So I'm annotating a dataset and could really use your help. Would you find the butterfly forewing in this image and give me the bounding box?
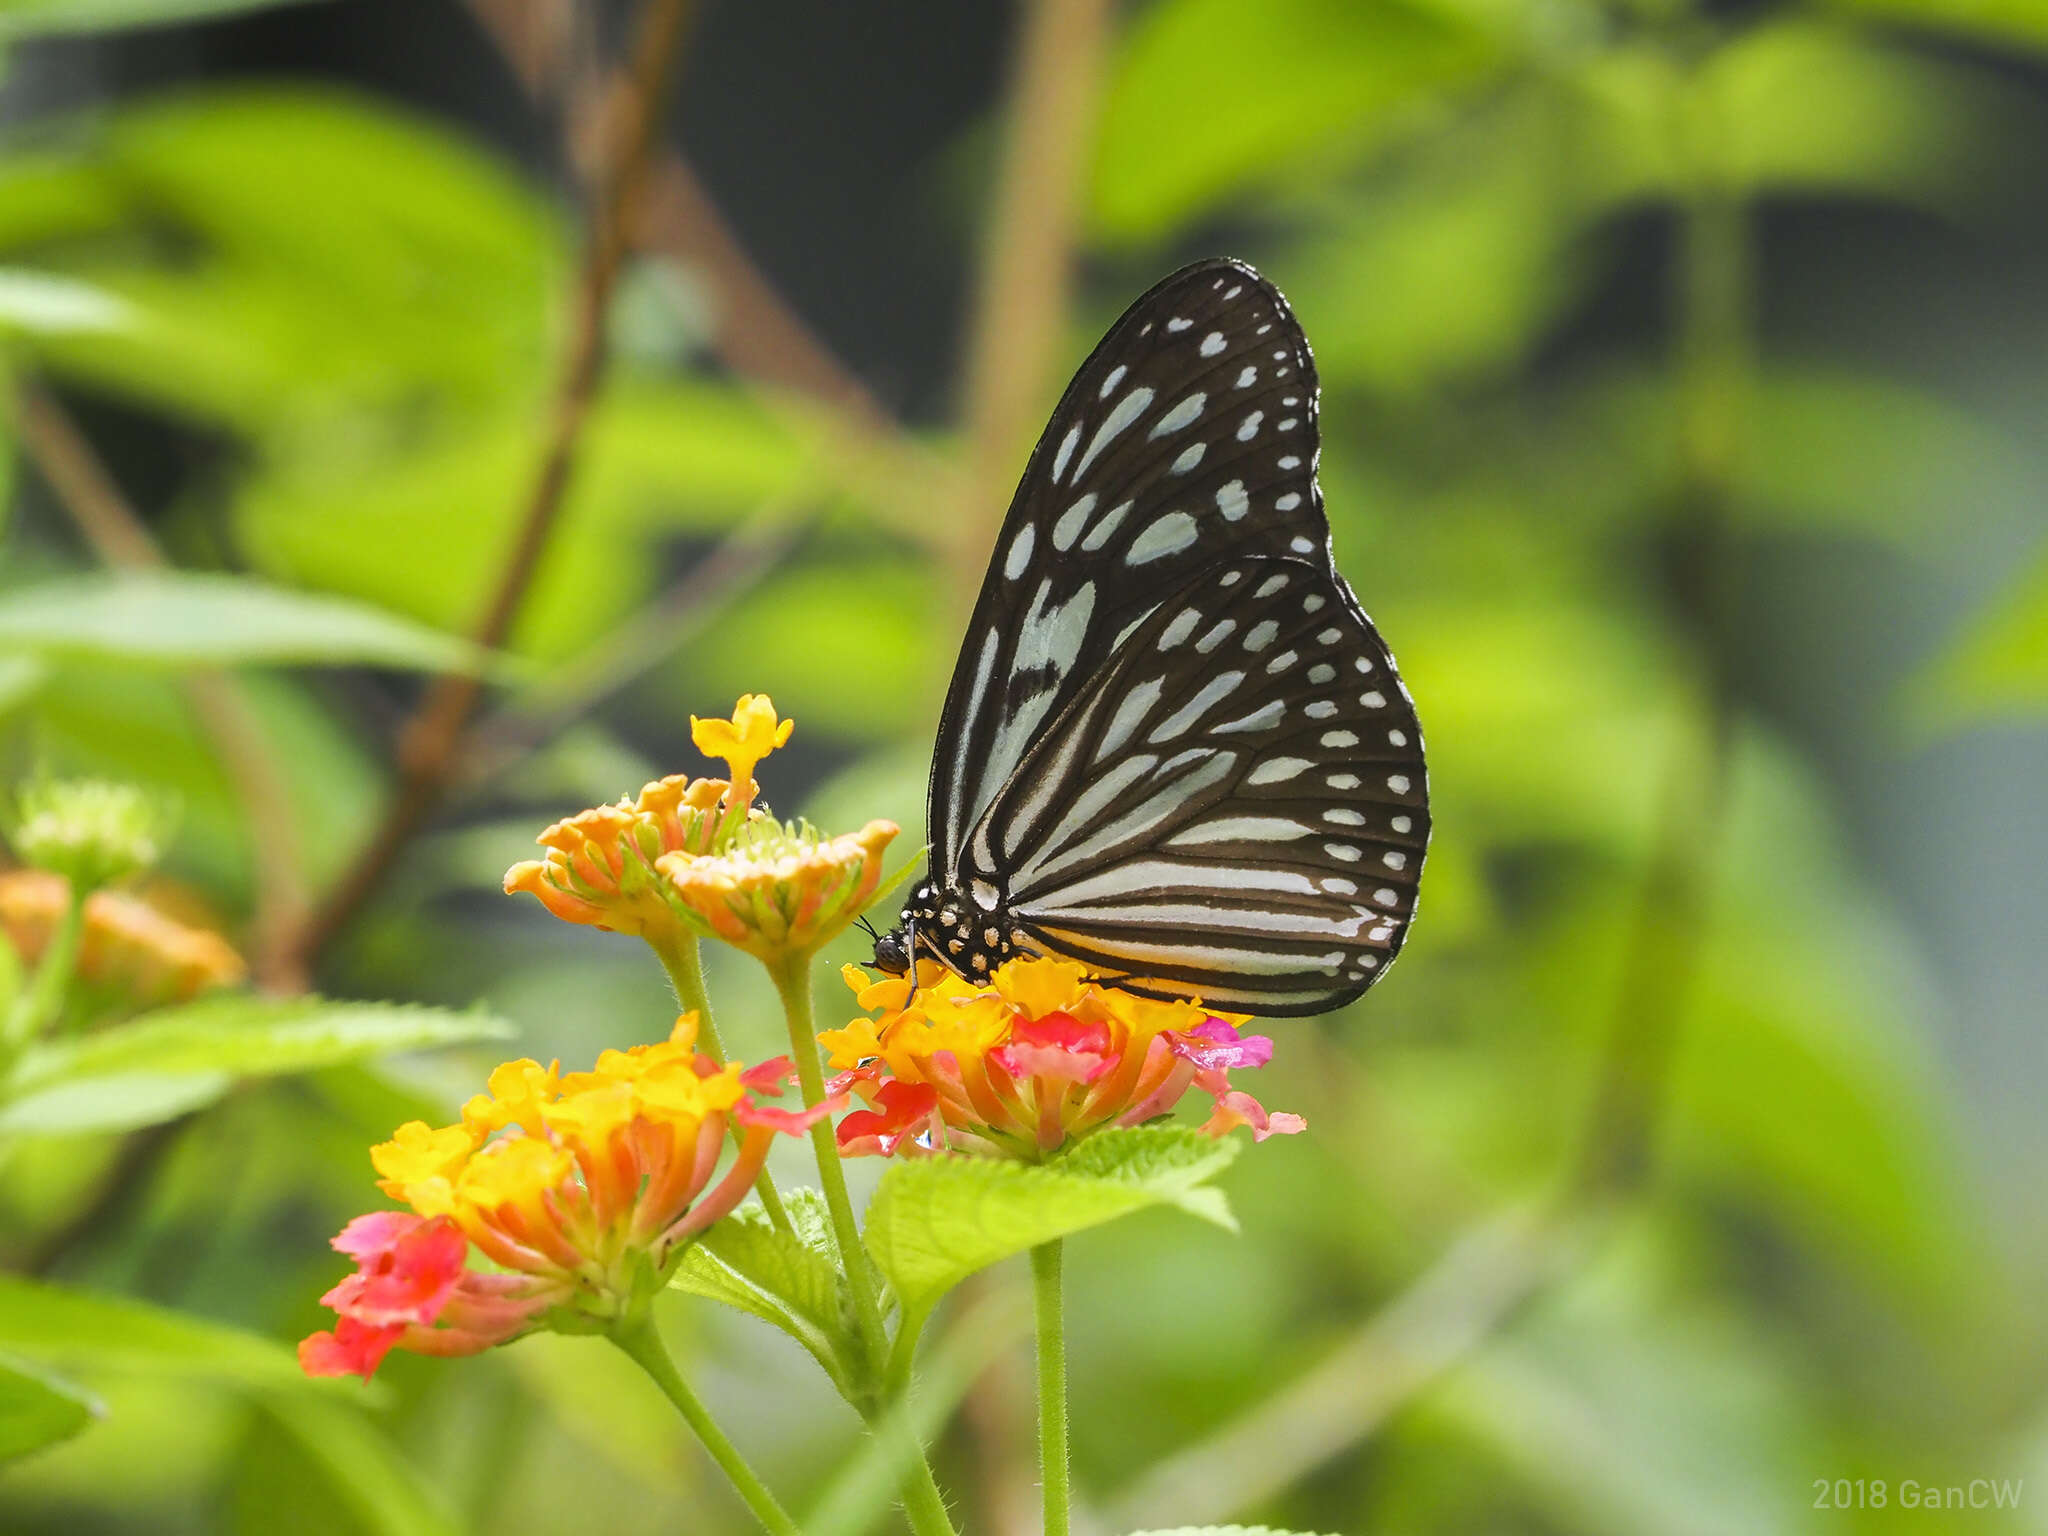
[911,256,1429,1015]
[930,260,1332,873]
[969,555,1427,1015]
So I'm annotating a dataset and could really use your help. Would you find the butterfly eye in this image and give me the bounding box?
[896,259,1428,1016]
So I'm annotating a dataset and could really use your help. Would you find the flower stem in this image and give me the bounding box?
[2,883,86,1055]
[611,1316,803,1536]
[1033,1238,1071,1536]
[769,953,958,1536]
[658,932,794,1235]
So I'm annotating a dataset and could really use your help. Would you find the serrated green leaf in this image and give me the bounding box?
[672,1190,860,1394]
[0,1274,310,1389]
[863,1127,1240,1328]
[11,995,513,1097]
[0,572,501,675]
[0,1070,230,1134]
[0,1352,102,1462]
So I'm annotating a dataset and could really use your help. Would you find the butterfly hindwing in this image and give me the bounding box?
[965,554,1427,1015]
[929,259,1332,874]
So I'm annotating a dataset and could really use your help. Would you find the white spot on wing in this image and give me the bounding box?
[1147,671,1243,742]
[1216,480,1249,521]
[1305,701,1336,719]
[1052,425,1080,483]
[1200,331,1226,356]
[1325,843,1362,862]
[1243,619,1278,650]
[1169,815,1313,846]
[1150,393,1206,437]
[1195,619,1236,653]
[1212,699,1285,733]
[1052,493,1098,551]
[1167,316,1193,332]
[1157,608,1200,650]
[1361,691,1385,708]
[1383,851,1407,870]
[1004,521,1035,580]
[1387,774,1411,793]
[1236,365,1257,388]
[1077,387,1156,479]
[1323,808,1366,826]
[1099,365,1126,399]
[1323,730,1359,748]
[1079,500,1131,553]
[1328,773,1360,789]
[1248,757,1310,785]
[1096,679,1162,759]
[1276,492,1302,511]
[1391,815,1412,833]
[1237,411,1263,441]
[1308,663,1336,684]
[1125,512,1199,564]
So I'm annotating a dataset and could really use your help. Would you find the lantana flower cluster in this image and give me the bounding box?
[0,868,244,1008]
[504,694,897,965]
[300,1013,826,1380]
[824,955,1304,1161]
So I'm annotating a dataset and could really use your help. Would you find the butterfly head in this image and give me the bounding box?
[872,879,1024,983]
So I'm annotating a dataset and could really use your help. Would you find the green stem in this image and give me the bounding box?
[767,953,888,1359]
[769,953,958,1536]
[1032,1239,1071,1536]
[656,931,793,1235]
[2,883,86,1056]
[612,1317,803,1536]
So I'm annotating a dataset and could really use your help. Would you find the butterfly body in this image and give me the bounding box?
[877,258,1428,1017]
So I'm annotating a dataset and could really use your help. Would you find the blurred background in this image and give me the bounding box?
[0,0,2045,1531]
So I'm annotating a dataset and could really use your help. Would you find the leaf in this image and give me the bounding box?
[264,1394,462,1536]
[0,1274,311,1389]
[0,1353,102,1463]
[1905,550,2048,732]
[671,1190,861,1395]
[0,572,498,674]
[1091,0,1500,242]
[0,270,130,335]
[863,1127,1240,1328]
[10,995,513,1099]
[11,87,561,426]
[0,1071,230,1135]
[0,0,319,36]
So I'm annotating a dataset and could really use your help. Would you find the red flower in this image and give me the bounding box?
[836,1080,941,1157]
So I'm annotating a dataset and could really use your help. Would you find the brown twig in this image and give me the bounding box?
[465,0,903,455]
[10,379,311,985]
[279,0,699,976]
[462,508,809,783]
[949,0,1115,615]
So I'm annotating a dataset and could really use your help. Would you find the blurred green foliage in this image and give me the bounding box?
[0,0,2044,1532]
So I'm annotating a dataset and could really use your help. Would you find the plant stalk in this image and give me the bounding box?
[1032,1238,1071,1536]
[657,932,793,1233]
[769,952,957,1536]
[611,1316,803,1536]
[3,883,86,1054]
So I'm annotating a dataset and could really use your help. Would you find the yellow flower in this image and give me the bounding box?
[690,694,793,811]
[0,869,245,1012]
[656,816,898,966]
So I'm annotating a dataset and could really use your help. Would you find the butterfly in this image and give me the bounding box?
[871,258,1428,1016]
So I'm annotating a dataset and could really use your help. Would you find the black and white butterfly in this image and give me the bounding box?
[872,258,1428,1016]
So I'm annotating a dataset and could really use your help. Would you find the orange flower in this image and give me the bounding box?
[826,957,1304,1160]
[503,774,743,946]
[302,1015,831,1379]
[0,869,244,1010]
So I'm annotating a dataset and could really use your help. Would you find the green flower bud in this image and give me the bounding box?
[10,778,175,892]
